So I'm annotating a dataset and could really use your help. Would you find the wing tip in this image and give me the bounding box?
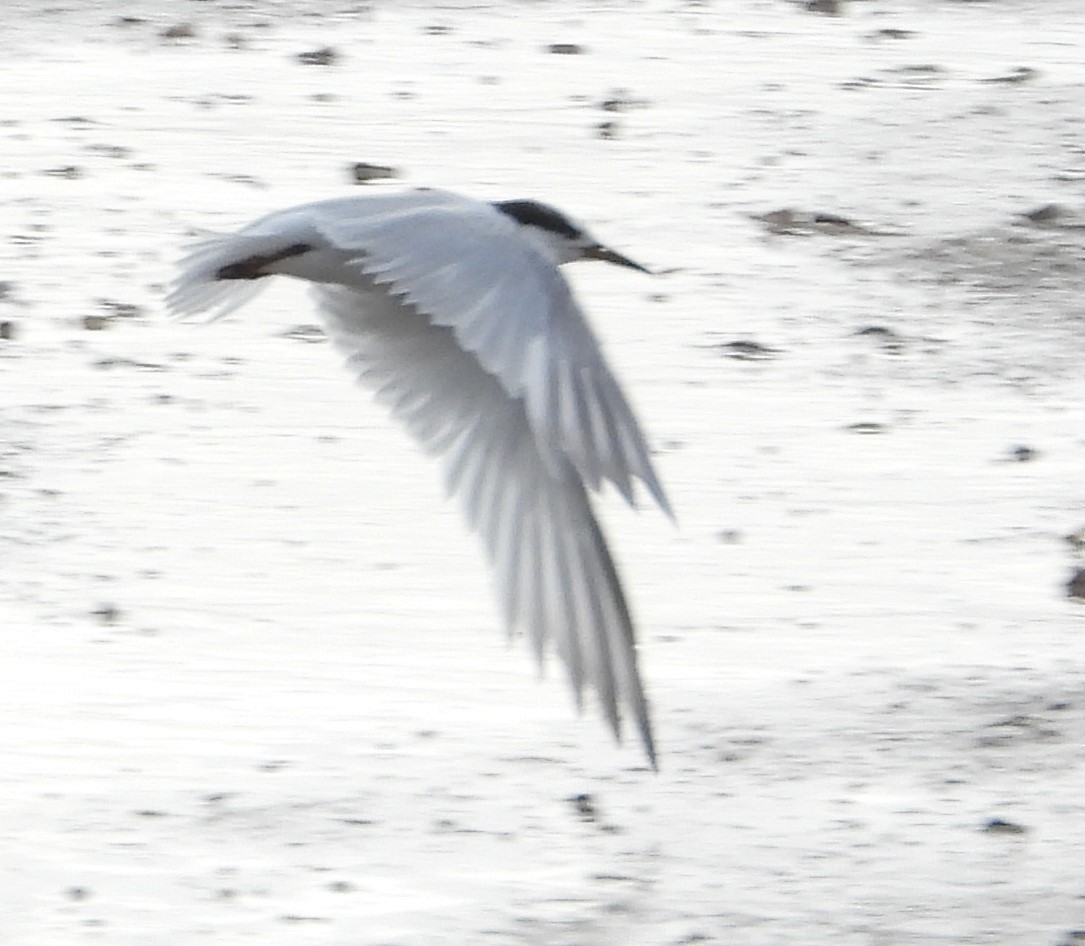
[166,230,290,322]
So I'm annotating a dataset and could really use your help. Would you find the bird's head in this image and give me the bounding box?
[493,199,651,273]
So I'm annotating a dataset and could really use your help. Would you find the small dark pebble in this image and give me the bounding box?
[1019,203,1064,226]
[85,143,131,159]
[91,603,121,624]
[718,340,780,361]
[892,64,943,77]
[806,0,843,14]
[349,162,398,184]
[0,320,16,341]
[422,24,453,35]
[854,325,906,353]
[868,28,915,40]
[82,315,110,331]
[93,357,166,371]
[66,886,91,901]
[844,422,887,435]
[980,66,1039,85]
[570,793,598,822]
[982,817,1027,835]
[297,46,339,66]
[600,89,639,113]
[1009,445,1038,462]
[547,43,585,55]
[753,208,886,236]
[597,121,619,140]
[1066,569,1085,601]
[0,280,14,300]
[43,166,83,179]
[812,211,854,227]
[161,22,197,40]
[854,325,896,338]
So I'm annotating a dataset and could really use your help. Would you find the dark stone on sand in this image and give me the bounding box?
[980,66,1039,85]
[91,603,121,624]
[160,22,197,40]
[1018,203,1065,227]
[981,817,1027,835]
[297,47,339,66]
[1066,569,1085,601]
[867,28,916,41]
[570,793,598,822]
[349,162,398,184]
[1064,527,1085,550]
[718,339,780,361]
[806,0,843,14]
[547,43,585,55]
[43,165,83,179]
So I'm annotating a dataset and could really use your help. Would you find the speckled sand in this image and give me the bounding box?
[3,1,1085,943]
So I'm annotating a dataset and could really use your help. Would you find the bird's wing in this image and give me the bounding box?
[168,190,668,517]
[165,192,468,321]
[166,230,275,321]
[316,283,656,766]
[308,193,672,517]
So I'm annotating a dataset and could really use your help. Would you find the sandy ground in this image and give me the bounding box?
[3,0,1085,943]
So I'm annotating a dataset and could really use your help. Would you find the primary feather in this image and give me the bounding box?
[167,188,669,766]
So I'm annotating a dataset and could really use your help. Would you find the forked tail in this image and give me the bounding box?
[165,231,293,321]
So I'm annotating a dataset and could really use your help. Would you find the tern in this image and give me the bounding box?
[167,188,671,767]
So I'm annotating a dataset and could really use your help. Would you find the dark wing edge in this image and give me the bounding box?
[165,230,290,321]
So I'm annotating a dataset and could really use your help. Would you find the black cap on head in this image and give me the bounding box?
[493,199,582,240]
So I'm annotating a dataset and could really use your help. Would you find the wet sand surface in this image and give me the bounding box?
[3,1,1085,943]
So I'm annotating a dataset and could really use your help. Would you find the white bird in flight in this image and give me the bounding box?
[167,188,671,767]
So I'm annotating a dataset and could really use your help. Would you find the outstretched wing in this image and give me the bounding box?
[317,283,656,765]
[166,189,668,764]
[311,192,671,518]
[169,190,668,517]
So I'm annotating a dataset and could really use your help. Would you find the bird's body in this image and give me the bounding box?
[167,188,669,766]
